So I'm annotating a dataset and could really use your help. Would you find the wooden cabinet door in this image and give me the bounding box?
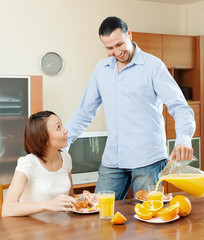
[166,111,176,139]
[166,102,200,139]
[163,105,167,136]
[163,35,196,68]
[132,32,162,60]
[30,76,43,115]
[190,103,200,137]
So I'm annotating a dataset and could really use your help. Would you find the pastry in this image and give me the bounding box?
[135,189,149,201]
[74,200,89,210]
[72,190,99,212]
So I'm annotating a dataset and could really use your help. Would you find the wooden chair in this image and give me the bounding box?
[0,183,10,217]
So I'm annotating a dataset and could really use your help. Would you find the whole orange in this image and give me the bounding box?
[170,195,191,216]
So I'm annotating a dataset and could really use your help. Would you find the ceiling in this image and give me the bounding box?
[138,0,203,4]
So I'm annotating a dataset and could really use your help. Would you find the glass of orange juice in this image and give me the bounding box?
[148,185,164,201]
[98,191,115,219]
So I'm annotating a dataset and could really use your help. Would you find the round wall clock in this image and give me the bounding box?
[41,52,63,75]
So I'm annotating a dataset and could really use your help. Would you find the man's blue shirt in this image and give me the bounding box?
[65,43,195,169]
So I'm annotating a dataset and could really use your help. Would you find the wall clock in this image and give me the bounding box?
[41,52,63,75]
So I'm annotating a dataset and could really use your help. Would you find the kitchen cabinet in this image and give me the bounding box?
[132,33,196,69]
[0,76,43,184]
[131,32,162,60]
[166,102,200,139]
[30,76,43,115]
[196,36,204,170]
[163,35,196,68]
[162,105,167,138]
[173,68,198,101]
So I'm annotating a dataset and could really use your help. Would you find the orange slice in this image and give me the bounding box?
[157,205,179,221]
[142,200,164,217]
[111,211,127,224]
[134,203,153,220]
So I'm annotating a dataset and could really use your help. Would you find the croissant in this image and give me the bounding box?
[73,190,97,211]
[74,200,89,210]
[135,189,149,201]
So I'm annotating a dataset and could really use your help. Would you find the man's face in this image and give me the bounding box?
[100,28,133,64]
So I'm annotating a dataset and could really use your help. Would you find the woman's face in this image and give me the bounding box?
[46,114,68,150]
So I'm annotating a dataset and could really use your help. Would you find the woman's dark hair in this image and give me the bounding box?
[99,16,128,36]
[24,110,57,162]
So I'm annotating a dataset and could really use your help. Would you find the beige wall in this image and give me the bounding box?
[0,0,203,131]
[188,1,204,35]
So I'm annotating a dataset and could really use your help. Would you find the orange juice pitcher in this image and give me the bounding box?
[158,159,204,197]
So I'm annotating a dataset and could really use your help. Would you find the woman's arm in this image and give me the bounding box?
[68,171,76,197]
[2,171,76,217]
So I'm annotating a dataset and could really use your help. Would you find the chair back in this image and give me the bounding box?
[0,183,10,217]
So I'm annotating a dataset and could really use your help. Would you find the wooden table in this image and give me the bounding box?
[0,192,204,240]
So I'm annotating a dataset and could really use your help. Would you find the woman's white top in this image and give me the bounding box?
[15,151,72,202]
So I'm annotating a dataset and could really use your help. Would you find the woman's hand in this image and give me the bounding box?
[46,194,76,212]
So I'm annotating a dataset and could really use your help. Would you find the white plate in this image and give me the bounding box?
[135,195,173,203]
[70,204,100,214]
[162,195,173,203]
[134,214,179,223]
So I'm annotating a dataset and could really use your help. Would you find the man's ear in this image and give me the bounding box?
[127,28,132,40]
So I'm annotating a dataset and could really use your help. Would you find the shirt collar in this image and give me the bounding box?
[104,41,145,68]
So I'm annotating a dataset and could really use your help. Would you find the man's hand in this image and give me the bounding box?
[168,144,193,163]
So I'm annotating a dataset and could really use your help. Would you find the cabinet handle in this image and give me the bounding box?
[174,66,187,69]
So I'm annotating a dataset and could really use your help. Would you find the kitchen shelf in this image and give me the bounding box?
[0,115,26,121]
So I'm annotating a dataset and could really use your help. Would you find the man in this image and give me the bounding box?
[65,17,195,200]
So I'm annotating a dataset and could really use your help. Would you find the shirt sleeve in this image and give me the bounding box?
[15,155,33,180]
[64,69,102,151]
[153,61,196,147]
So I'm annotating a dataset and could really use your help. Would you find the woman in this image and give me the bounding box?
[2,111,76,217]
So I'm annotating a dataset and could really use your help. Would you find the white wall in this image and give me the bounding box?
[0,0,203,131]
[188,1,204,35]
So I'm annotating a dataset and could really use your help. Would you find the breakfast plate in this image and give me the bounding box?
[70,190,99,214]
[70,203,100,214]
[162,195,173,203]
[134,214,179,223]
[135,195,173,203]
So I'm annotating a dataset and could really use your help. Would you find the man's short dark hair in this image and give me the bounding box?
[99,16,128,36]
